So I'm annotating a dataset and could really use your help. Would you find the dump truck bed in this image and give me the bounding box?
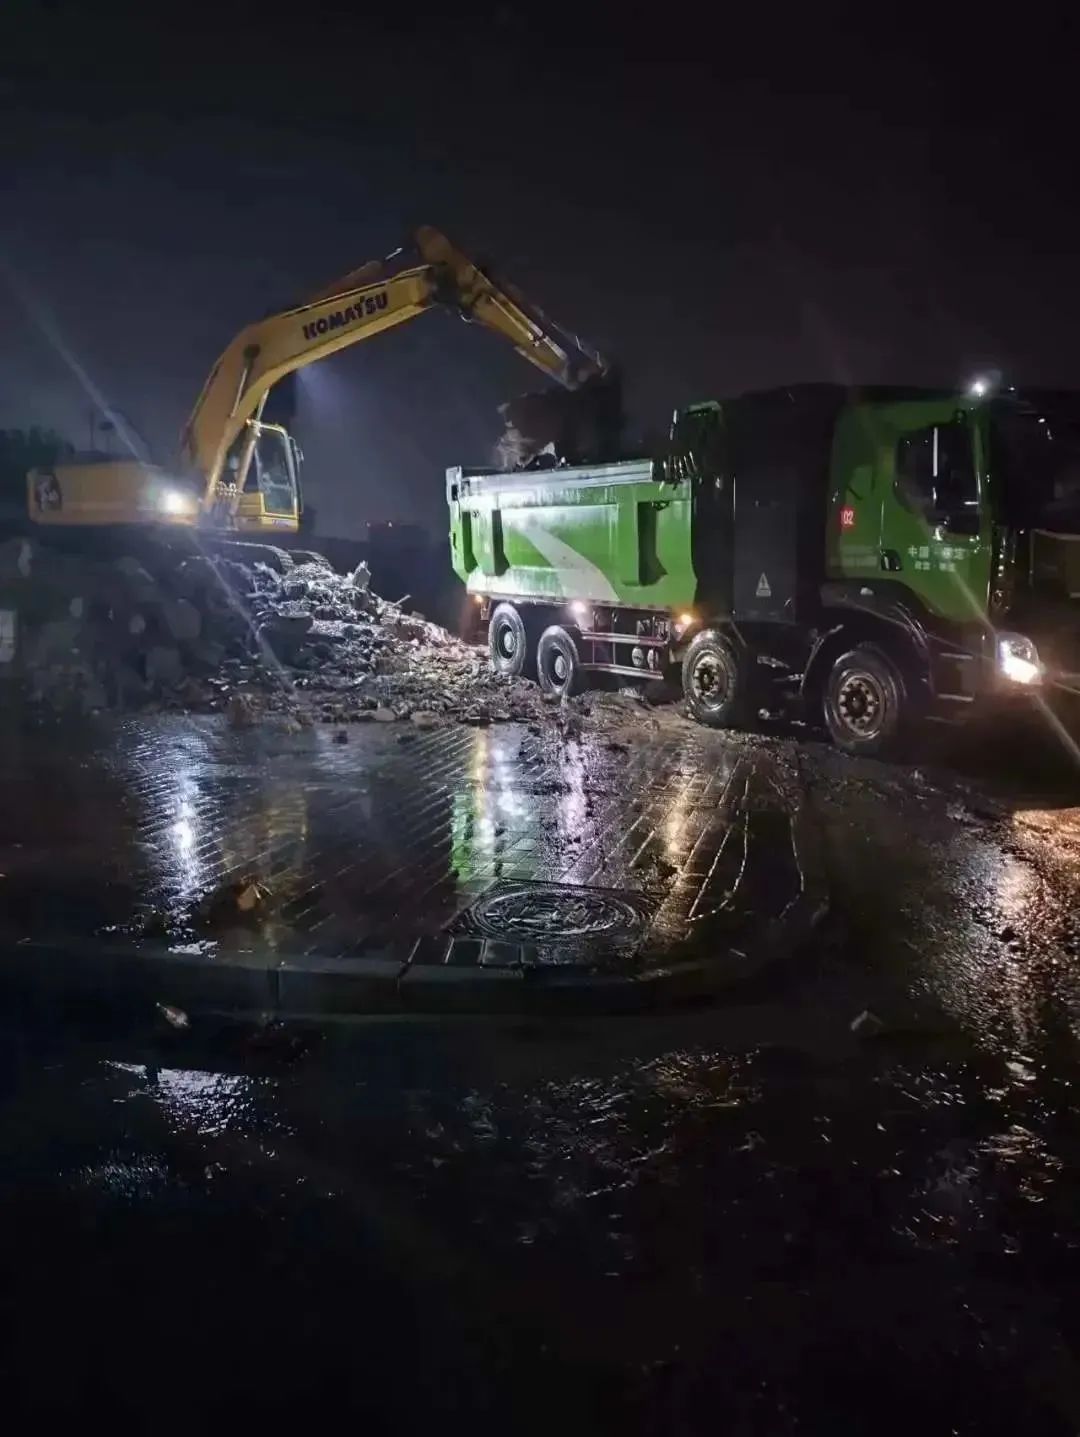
[446,458,696,610]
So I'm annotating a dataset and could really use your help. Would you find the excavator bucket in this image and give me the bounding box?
[494,369,625,470]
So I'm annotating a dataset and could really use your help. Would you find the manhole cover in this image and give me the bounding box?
[456,882,653,950]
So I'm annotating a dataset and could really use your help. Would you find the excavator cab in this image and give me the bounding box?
[232,421,302,533]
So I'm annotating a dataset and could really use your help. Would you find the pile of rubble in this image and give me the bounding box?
[0,534,554,726]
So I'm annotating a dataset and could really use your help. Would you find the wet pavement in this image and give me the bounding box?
[0,708,819,1011]
[3,710,1080,1430]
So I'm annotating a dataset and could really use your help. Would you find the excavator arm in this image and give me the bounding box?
[182,226,606,510]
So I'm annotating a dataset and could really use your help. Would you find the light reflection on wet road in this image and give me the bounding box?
[2,715,1080,1430]
[0,712,805,978]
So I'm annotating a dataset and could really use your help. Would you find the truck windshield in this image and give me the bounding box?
[993,401,1080,531]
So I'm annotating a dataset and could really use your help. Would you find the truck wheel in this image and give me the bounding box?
[489,602,532,677]
[682,630,748,728]
[537,625,585,698]
[823,645,905,757]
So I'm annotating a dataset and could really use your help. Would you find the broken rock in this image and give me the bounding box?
[256,612,313,662]
[189,638,226,671]
[175,554,217,596]
[235,878,270,913]
[114,555,159,602]
[226,692,259,728]
[145,645,184,690]
[81,678,108,713]
[162,597,202,643]
[0,537,33,581]
[30,617,81,664]
[850,1009,886,1038]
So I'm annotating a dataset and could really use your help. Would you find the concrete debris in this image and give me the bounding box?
[735,1130,765,1153]
[226,692,259,728]
[114,555,159,603]
[257,610,313,661]
[0,538,33,580]
[145,645,184,690]
[235,879,270,913]
[201,875,272,926]
[3,535,686,738]
[850,1008,886,1037]
[162,597,201,643]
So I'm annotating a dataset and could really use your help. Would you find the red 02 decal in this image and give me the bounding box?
[840,506,856,530]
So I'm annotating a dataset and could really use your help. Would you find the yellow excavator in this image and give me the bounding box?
[26,226,608,536]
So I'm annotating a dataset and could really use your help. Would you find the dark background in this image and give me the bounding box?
[2,2,1078,539]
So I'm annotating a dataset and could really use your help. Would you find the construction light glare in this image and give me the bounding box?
[968,376,990,398]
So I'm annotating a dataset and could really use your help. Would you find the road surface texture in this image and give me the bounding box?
[0,708,821,1011]
[2,708,1080,1432]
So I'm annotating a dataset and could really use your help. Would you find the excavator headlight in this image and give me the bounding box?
[159,488,195,517]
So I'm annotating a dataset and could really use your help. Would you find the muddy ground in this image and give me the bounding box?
[1,703,1080,1432]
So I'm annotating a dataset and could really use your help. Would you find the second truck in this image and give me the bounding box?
[450,383,1080,755]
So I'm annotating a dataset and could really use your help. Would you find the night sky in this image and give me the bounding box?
[2,2,1078,538]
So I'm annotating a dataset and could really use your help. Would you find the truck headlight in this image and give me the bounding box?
[997,632,1042,686]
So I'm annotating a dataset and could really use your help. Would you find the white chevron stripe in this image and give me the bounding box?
[512,522,621,601]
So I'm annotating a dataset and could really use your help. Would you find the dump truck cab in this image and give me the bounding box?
[667,385,1079,742]
[823,387,1080,715]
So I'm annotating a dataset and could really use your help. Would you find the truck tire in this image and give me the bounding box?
[682,630,749,728]
[536,625,585,698]
[489,602,531,677]
[823,645,906,757]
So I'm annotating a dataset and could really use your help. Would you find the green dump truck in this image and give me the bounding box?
[448,384,1080,755]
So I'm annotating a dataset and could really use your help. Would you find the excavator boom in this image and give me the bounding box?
[182,227,606,511]
[28,226,607,535]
